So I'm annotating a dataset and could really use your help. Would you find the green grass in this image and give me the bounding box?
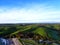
[20,39,38,45]
[33,27,47,37]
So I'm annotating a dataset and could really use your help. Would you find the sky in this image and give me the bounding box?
[0,0,60,23]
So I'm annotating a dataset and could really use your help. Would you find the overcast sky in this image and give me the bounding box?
[0,0,60,23]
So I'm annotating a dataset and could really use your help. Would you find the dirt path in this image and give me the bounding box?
[12,38,22,45]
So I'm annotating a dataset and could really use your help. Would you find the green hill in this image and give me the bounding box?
[0,24,60,41]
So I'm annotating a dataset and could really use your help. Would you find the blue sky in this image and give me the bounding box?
[0,0,60,23]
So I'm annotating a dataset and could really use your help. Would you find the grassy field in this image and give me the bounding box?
[0,24,60,45]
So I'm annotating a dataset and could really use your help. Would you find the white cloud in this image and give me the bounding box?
[0,4,60,23]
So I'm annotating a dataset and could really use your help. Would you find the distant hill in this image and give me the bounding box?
[0,24,60,41]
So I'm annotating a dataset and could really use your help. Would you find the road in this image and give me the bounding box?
[12,38,22,45]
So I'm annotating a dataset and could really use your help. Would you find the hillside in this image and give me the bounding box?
[0,24,60,45]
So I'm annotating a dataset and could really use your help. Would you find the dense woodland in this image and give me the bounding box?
[0,24,60,45]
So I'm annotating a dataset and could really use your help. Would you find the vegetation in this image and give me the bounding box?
[0,24,60,45]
